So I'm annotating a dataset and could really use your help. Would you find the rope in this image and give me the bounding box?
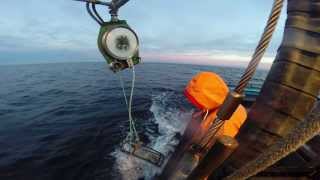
[196,0,284,151]
[118,59,140,144]
[224,101,320,180]
[128,63,140,142]
[203,110,209,122]
[118,73,128,107]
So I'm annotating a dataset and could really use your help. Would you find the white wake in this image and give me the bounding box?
[111,92,193,180]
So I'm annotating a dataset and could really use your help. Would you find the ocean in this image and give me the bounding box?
[0,62,268,180]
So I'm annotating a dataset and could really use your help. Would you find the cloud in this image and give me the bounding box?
[0,0,286,65]
[142,50,275,65]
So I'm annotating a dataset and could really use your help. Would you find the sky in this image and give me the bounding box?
[0,0,287,66]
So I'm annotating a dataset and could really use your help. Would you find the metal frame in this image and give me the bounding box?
[74,0,130,19]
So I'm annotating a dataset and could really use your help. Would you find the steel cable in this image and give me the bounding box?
[86,2,103,25]
[198,0,284,151]
[92,3,105,24]
[234,0,284,94]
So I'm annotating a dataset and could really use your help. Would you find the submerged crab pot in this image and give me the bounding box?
[120,141,165,167]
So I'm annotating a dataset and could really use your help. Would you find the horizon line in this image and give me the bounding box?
[0,59,272,70]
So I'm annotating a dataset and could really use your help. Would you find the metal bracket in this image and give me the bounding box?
[74,0,130,20]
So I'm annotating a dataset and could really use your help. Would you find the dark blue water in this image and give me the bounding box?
[0,62,267,180]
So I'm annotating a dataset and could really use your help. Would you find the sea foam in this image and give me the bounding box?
[112,92,192,180]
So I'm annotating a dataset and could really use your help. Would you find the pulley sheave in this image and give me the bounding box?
[98,21,141,72]
[103,27,139,60]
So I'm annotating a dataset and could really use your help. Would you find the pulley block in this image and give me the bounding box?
[98,20,141,72]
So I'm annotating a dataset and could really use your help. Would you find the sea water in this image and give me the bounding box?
[0,62,267,180]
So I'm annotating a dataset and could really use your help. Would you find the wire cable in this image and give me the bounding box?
[197,0,284,152]
[234,0,284,94]
[92,3,105,24]
[86,2,103,26]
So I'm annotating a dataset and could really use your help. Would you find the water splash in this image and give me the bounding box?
[112,92,193,180]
